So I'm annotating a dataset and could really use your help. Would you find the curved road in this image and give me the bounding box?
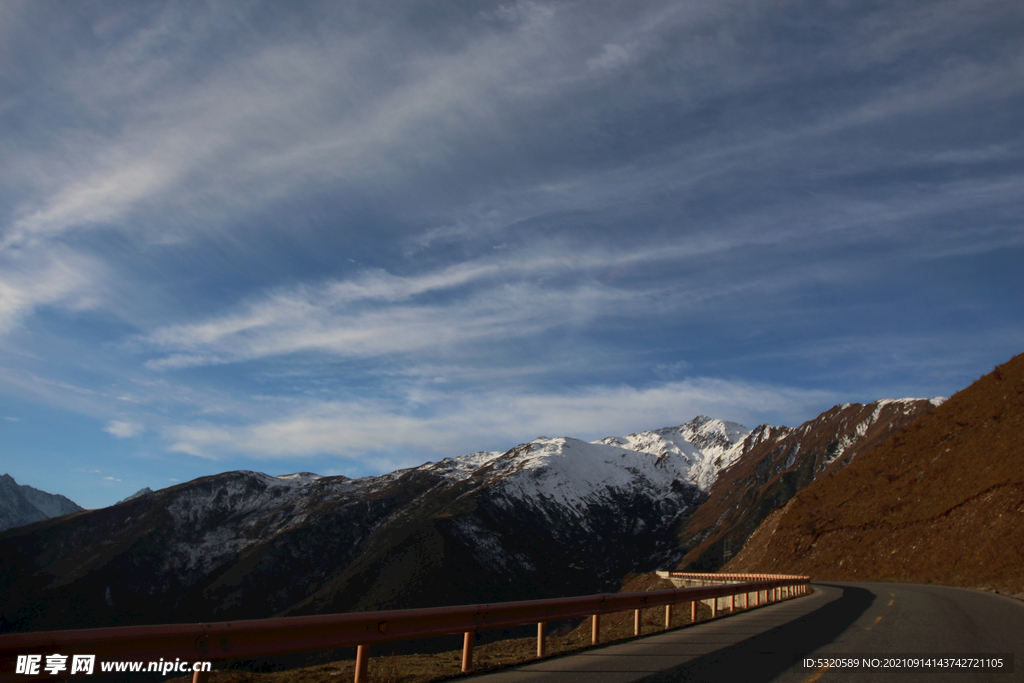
[467,583,1024,682]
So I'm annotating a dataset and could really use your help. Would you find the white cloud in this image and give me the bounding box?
[1,1,563,249]
[161,377,836,462]
[139,251,653,368]
[587,43,633,71]
[0,247,106,334]
[6,158,179,247]
[104,420,144,438]
[103,476,122,482]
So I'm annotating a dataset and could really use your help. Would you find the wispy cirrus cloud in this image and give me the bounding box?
[164,376,838,462]
[141,280,644,370]
[0,246,106,334]
[104,420,144,439]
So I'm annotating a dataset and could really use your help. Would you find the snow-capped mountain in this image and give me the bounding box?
[0,474,83,533]
[0,403,939,635]
[598,416,750,490]
[0,417,743,633]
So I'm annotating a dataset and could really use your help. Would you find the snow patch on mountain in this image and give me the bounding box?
[596,416,750,491]
[419,451,504,481]
[275,472,324,483]
[487,437,688,516]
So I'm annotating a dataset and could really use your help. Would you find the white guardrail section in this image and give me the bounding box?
[656,571,808,614]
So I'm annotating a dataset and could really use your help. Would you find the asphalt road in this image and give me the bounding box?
[467,583,1024,682]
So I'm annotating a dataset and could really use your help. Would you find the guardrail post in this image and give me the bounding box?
[354,644,369,683]
[634,609,641,636]
[461,631,474,673]
[710,598,717,619]
[730,594,735,613]
[690,600,697,623]
[537,622,546,658]
[591,614,600,644]
[193,671,210,683]
[664,603,672,629]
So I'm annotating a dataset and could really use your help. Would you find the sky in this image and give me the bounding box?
[1,0,1022,509]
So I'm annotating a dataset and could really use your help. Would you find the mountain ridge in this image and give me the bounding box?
[674,397,945,571]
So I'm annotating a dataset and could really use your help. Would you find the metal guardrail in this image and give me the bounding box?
[0,573,810,683]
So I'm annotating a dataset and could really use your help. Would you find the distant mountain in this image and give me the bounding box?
[0,418,747,633]
[117,488,153,504]
[0,474,83,533]
[724,352,1024,597]
[674,398,944,571]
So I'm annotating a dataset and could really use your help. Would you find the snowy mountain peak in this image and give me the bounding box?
[596,416,750,491]
[677,416,750,456]
[275,472,325,484]
[480,436,699,524]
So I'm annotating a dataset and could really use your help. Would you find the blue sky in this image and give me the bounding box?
[1,0,1021,509]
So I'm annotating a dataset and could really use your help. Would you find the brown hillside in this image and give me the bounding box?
[724,352,1024,596]
[676,399,939,571]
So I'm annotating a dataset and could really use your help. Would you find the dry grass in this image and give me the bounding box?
[166,579,724,683]
[725,351,1024,597]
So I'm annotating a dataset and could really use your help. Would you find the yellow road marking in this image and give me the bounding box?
[887,599,894,606]
[890,592,895,597]
[866,616,884,630]
[804,663,831,683]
